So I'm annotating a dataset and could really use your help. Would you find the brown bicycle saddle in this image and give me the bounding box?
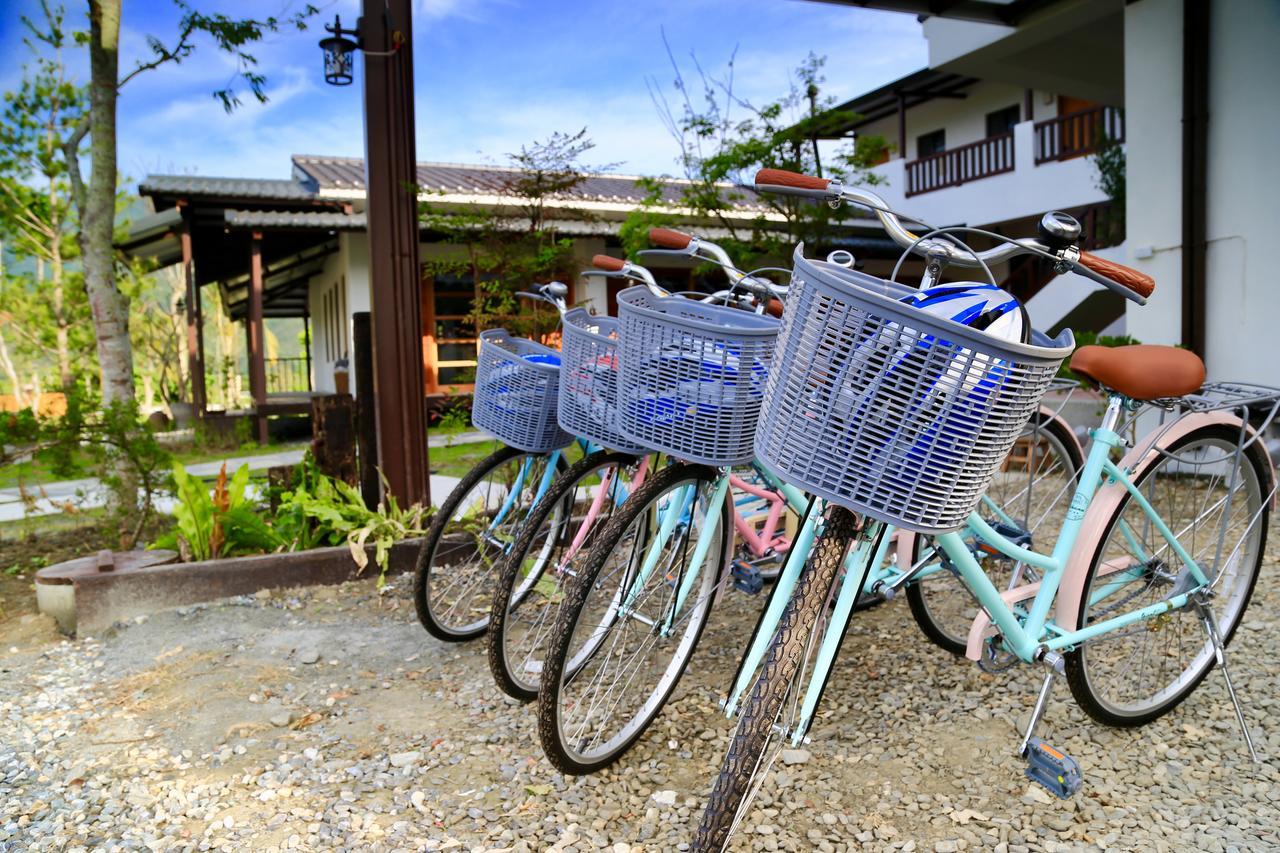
[1068,344,1205,400]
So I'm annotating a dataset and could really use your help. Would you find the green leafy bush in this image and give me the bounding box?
[0,396,172,546]
[151,461,280,560]
[276,455,430,584]
[150,451,430,583]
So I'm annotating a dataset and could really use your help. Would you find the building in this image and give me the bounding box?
[813,0,1280,386]
[118,155,789,434]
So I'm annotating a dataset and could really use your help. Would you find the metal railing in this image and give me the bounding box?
[905,132,1015,196]
[266,357,312,393]
[1034,106,1124,164]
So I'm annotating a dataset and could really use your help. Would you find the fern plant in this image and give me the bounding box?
[151,462,281,560]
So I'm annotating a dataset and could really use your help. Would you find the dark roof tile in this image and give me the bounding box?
[138,175,315,201]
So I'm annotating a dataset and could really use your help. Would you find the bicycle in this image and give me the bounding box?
[488,242,804,702]
[413,281,579,641]
[534,224,1086,775]
[692,168,1276,851]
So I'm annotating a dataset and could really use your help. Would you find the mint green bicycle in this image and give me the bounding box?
[534,228,1083,775]
[692,169,1276,850]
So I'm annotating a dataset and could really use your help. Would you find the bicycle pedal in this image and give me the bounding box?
[730,561,764,595]
[975,521,1032,556]
[1023,737,1083,799]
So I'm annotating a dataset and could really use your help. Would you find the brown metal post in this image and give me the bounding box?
[362,0,429,506]
[179,204,207,416]
[248,232,269,444]
[303,313,313,391]
[896,92,907,159]
[352,311,380,509]
[1181,0,1209,361]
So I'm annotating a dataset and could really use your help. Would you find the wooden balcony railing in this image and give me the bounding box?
[1034,106,1124,164]
[905,132,1014,197]
[266,357,312,393]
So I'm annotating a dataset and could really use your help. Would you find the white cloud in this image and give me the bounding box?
[414,0,506,23]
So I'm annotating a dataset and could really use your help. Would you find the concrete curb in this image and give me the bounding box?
[34,537,447,636]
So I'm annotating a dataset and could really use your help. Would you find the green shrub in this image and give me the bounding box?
[150,461,280,560]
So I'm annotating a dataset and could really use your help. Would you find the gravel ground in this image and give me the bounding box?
[2,537,1279,852]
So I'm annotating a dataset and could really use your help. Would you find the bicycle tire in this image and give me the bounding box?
[1064,422,1271,726]
[536,461,730,775]
[487,449,640,701]
[413,445,564,642]
[693,505,859,853]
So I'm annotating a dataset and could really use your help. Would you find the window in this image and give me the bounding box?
[985,104,1020,138]
[427,271,479,391]
[322,278,347,362]
[916,129,945,158]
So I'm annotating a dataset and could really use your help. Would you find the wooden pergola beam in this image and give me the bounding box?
[248,231,268,444]
[179,202,207,417]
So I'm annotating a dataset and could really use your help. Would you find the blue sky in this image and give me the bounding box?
[0,0,926,186]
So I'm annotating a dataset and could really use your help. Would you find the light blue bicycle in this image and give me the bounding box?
[693,169,1277,850]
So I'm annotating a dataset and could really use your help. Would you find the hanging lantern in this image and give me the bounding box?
[319,15,360,86]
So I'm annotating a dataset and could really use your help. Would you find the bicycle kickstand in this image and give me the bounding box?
[1193,596,1261,763]
[1018,651,1084,799]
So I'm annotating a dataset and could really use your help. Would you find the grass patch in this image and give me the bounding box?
[429,439,505,478]
[0,440,310,490]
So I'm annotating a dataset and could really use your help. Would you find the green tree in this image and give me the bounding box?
[420,129,608,347]
[58,0,318,408]
[5,0,316,538]
[0,3,90,394]
[1090,130,1126,246]
[629,46,887,266]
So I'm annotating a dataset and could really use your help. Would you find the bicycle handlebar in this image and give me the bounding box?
[648,227,693,250]
[591,254,626,272]
[1074,250,1156,299]
[752,167,1153,305]
[644,226,787,305]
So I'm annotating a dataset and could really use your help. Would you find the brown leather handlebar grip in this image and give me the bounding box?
[765,298,784,319]
[649,227,693,250]
[591,254,626,272]
[1078,251,1156,298]
[754,168,831,191]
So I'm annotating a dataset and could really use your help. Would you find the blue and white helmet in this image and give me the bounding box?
[899,282,1030,345]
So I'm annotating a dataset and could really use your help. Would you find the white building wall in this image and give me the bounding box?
[306,232,368,396]
[1121,0,1184,353]
[1124,0,1280,384]
[1203,0,1280,383]
[922,17,1014,68]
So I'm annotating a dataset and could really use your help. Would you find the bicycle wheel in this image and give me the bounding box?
[1065,423,1271,726]
[906,412,1082,654]
[413,446,564,642]
[693,506,861,853]
[487,449,643,701]
[536,461,731,775]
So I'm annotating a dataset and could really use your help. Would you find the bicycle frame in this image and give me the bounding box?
[556,454,652,569]
[614,463,812,637]
[937,396,1212,662]
[723,394,1222,744]
[730,471,791,558]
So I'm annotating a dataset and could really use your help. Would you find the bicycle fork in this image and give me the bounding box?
[721,512,889,746]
